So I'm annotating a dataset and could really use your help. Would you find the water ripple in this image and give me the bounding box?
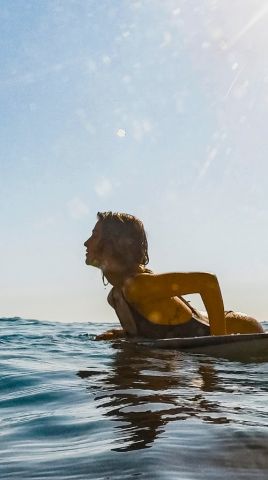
[0,318,267,479]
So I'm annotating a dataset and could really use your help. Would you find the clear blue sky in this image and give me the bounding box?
[1,0,268,322]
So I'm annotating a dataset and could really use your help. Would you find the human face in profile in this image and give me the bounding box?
[84,221,103,267]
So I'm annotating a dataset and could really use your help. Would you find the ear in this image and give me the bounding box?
[100,238,116,261]
[118,237,133,248]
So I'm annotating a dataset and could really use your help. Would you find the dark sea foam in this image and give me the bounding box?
[0,317,268,480]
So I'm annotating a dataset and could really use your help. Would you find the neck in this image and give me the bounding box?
[102,270,127,287]
[102,264,144,287]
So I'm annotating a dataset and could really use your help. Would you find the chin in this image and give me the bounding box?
[85,255,91,265]
[85,256,100,268]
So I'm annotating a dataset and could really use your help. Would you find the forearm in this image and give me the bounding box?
[200,276,226,335]
[107,287,138,337]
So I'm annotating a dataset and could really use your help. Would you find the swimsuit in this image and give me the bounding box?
[126,300,210,338]
[112,288,210,339]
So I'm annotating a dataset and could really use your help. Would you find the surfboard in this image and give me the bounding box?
[133,332,268,360]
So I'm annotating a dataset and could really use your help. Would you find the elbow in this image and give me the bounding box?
[198,272,219,291]
[207,273,220,290]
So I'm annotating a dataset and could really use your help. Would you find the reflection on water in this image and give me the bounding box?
[1,319,268,480]
[78,342,238,452]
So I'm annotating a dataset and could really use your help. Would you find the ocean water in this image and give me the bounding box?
[0,318,268,480]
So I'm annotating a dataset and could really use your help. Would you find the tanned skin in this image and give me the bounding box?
[84,221,264,340]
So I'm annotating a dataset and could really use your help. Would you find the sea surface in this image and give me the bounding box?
[0,317,268,480]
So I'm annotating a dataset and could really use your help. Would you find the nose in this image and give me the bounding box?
[84,238,89,247]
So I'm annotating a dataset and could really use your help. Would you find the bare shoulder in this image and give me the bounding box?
[122,272,180,300]
[123,273,152,301]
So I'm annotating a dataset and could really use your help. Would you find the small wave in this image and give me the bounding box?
[0,316,23,321]
[1,320,268,480]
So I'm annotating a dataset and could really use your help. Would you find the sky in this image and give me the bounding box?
[1,0,268,323]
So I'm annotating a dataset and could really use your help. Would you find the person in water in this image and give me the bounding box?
[84,212,264,340]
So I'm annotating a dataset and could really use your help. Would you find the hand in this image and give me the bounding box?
[95,329,125,341]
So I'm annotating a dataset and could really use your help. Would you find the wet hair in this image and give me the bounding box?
[97,211,149,271]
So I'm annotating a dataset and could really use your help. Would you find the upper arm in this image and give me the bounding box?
[123,272,218,303]
[107,288,115,308]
